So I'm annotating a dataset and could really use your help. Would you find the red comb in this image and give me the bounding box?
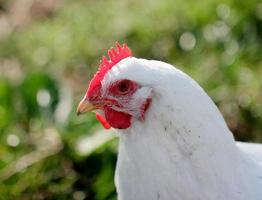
[87,42,132,97]
[99,42,132,73]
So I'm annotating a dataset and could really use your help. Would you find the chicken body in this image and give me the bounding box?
[110,58,262,200]
[77,48,262,200]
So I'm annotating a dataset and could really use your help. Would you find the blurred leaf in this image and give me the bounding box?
[0,78,13,132]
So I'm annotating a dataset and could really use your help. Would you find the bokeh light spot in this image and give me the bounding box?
[7,134,20,147]
[73,191,85,200]
[37,89,51,107]
[179,32,196,51]
[216,4,230,19]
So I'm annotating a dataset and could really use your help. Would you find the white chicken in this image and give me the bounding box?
[77,43,262,200]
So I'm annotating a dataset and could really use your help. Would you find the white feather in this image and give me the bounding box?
[101,57,262,200]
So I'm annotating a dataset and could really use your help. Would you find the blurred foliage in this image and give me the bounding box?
[0,0,261,199]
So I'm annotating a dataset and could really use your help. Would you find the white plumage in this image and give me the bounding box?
[98,57,262,199]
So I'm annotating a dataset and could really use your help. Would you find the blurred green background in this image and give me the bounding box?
[0,0,261,199]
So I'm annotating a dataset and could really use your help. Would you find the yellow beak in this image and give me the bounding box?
[76,97,97,115]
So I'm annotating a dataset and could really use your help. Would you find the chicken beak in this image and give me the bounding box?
[76,97,96,115]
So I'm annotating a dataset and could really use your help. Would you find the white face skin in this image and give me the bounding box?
[100,81,152,121]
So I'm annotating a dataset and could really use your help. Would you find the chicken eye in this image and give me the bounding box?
[117,80,131,94]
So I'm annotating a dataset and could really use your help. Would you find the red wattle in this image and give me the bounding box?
[104,106,131,129]
[96,113,111,129]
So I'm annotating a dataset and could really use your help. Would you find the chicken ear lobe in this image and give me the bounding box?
[103,106,131,129]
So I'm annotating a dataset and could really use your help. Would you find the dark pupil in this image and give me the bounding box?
[118,81,129,93]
